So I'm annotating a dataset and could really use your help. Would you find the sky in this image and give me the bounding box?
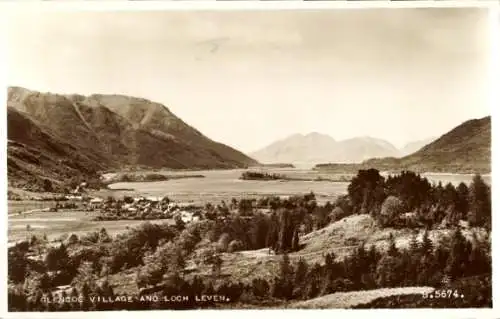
[6,8,492,153]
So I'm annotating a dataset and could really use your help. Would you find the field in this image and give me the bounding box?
[8,200,59,215]
[8,209,174,245]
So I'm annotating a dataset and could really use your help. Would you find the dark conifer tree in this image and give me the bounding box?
[456,182,469,219]
[387,233,399,257]
[468,174,491,228]
[446,228,470,280]
[292,229,300,252]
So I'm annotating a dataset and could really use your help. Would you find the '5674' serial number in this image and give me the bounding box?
[423,290,464,299]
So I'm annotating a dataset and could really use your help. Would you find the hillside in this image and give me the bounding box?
[400,137,436,156]
[289,287,435,309]
[250,132,400,165]
[7,87,258,191]
[315,116,491,174]
[149,214,486,289]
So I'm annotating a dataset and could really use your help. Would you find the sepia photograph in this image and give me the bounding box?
[3,1,496,314]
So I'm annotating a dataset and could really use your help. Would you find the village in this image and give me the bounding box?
[60,182,202,223]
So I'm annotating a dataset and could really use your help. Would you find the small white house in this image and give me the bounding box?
[146,196,162,203]
[89,197,104,209]
[66,195,83,201]
[176,210,199,223]
[134,197,146,203]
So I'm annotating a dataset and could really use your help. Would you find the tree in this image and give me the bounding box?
[294,257,308,288]
[347,169,386,215]
[45,244,70,271]
[228,240,244,253]
[278,253,293,299]
[456,182,469,219]
[99,228,111,243]
[67,234,79,245]
[378,196,404,227]
[251,278,270,298]
[211,254,223,278]
[80,281,93,310]
[446,228,471,280]
[30,235,38,246]
[305,279,320,299]
[375,255,400,287]
[409,232,419,254]
[265,213,279,250]
[137,262,164,287]
[238,199,253,215]
[277,209,295,253]
[291,229,300,252]
[249,214,269,249]
[8,249,28,284]
[468,232,491,276]
[43,179,53,193]
[72,261,99,292]
[172,248,186,276]
[98,279,114,310]
[330,206,348,223]
[217,233,231,252]
[468,174,491,228]
[386,233,399,257]
[174,215,186,231]
[420,229,433,256]
[442,183,459,210]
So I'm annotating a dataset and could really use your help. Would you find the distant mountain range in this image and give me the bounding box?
[250,132,436,166]
[7,87,257,191]
[315,116,491,174]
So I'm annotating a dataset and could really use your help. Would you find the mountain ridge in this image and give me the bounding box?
[7,86,258,192]
[250,133,403,165]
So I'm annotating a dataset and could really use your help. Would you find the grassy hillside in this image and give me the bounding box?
[7,87,258,191]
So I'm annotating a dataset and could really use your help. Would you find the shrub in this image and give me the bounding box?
[228,240,244,253]
[378,196,405,227]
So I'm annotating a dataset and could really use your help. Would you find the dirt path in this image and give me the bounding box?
[8,208,43,218]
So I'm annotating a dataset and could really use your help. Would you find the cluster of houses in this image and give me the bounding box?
[86,195,201,223]
[61,182,199,223]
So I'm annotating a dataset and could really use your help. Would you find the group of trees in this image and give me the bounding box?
[198,192,324,254]
[348,169,491,229]
[240,171,286,181]
[259,227,490,304]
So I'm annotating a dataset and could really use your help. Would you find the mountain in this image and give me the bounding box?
[249,133,400,165]
[316,116,491,174]
[335,137,400,162]
[7,87,258,191]
[400,137,437,156]
[396,116,490,172]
